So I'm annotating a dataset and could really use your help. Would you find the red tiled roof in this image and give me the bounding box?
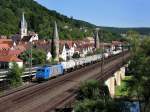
[0,50,23,56]
[0,39,12,44]
[0,44,11,49]
[112,41,122,45]
[0,39,12,42]
[16,44,27,51]
[0,39,13,49]
[0,56,23,62]
[59,40,74,51]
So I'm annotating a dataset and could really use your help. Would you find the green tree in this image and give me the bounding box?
[75,99,105,112]
[32,49,46,65]
[72,52,80,59]
[127,30,140,55]
[7,63,23,87]
[94,48,102,54]
[125,33,150,111]
[19,49,31,65]
[77,80,101,100]
[51,38,56,59]
[19,49,46,65]
[74,80,121,112]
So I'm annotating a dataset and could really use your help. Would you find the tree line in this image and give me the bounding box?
[126,31,150,112]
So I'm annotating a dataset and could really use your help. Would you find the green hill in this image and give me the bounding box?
[102,27,150,35]
[0,0,149,41]
[0,0,96,40]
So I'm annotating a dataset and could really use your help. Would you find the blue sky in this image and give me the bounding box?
[35,0,150,28]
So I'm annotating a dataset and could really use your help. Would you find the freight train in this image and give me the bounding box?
[35,50,124,80]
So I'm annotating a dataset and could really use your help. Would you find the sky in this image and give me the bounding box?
[35,0,150,28]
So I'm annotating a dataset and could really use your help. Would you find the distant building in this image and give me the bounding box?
[60,45,67,61]
[120,33,127,38]
[73,40,94,57]
[46,51,52,61]
[0,35,7,39]
[0,39,13,51]
[12,12,38,44]
[112,41,123,50]
[59,40,76,61]
[64,25,69,29]
[85,37,95,44]
[0,39,25,69]
[0,56,23,69]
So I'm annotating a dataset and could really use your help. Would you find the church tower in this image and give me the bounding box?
[20,12,27,39]
[51,21,59,61]
[94,29,100,49]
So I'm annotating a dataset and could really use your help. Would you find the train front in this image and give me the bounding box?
[35,67,49,80]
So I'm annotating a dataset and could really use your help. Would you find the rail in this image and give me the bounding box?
[0,52,130,112]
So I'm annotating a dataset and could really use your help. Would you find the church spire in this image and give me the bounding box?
[94,28,100,49]
[51,21,59,61]
[54,21,59,40]
[20,12,27,39]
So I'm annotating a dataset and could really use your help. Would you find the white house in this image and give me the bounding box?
[9,61,23,68]
[60,45,67,61]
[0,56,23,69]
[29,34,39,42]
[60,43,76,61]
[46,51,52,61]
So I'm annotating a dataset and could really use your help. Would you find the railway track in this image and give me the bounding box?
[0,52,130,112]
[53,53,130,110]
[0,51,125,97]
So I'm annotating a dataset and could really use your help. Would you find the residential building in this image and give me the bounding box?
[0,56,23,69]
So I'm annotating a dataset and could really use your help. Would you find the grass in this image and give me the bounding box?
[115,76,134,97]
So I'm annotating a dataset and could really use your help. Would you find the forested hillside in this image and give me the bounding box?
[102,27,150,35]
[0,0,123,41]
[0,0,149,41]
[0,0,95,39]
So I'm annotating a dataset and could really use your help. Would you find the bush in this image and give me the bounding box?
[7,63,24,87]
[49,58,58,65]
[74,80,121,112]
[19,49,46,66]
[59,57,64,62]
[72,53,80,59]
[77,80,101,100]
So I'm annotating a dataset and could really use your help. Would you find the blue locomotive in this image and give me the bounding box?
[35,64,64,80]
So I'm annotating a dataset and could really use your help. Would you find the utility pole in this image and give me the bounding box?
[96,28,104,76]
[122,43,124,65]
[101,28,104,76]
